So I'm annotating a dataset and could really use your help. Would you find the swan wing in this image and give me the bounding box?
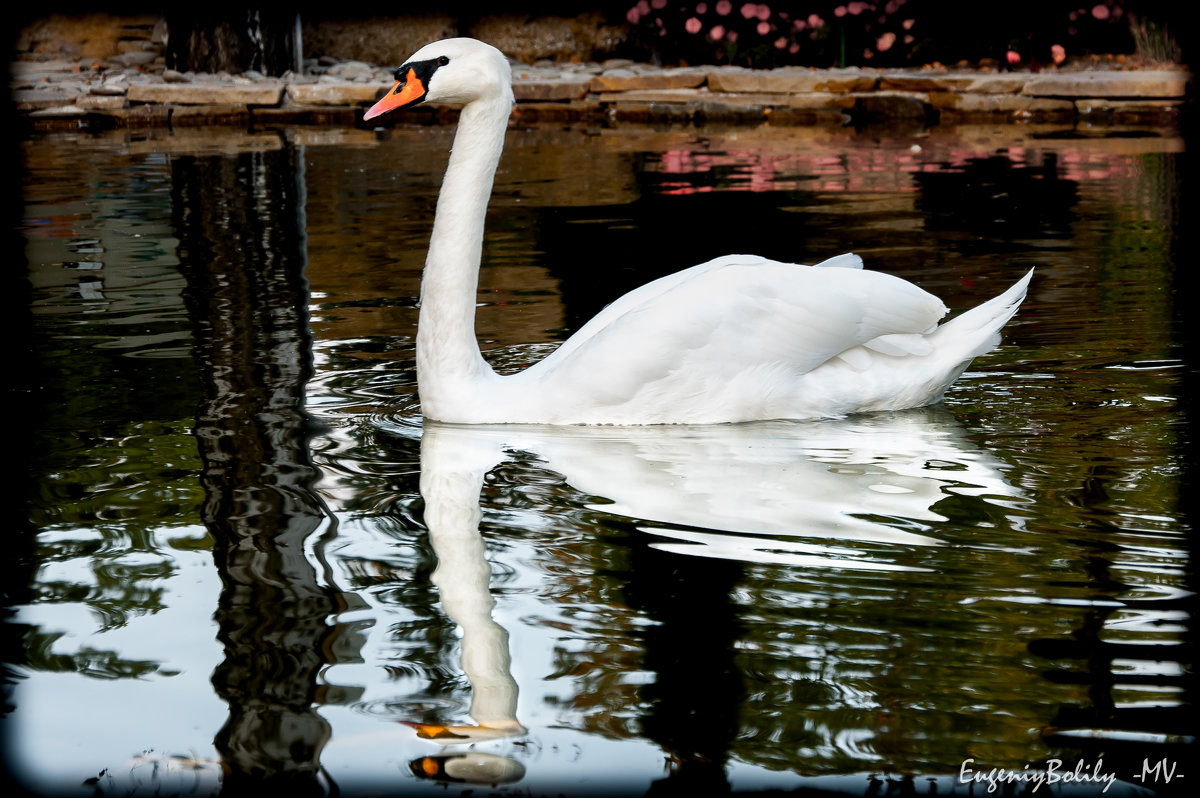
[545,253,863,365]
[522,256,947,420]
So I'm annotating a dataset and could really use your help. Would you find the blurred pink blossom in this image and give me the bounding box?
[728,30,739,42]
[1051,43,1066,64]
[902,18,915,29]
[716,0,732,14]
[835,5,847,16]
[789,43,800,53]
[741,3,757,18]
[710,24,726,40]
[774,36,788,49]
[652,0,667,8]
[696,2,708,12]
[757,21,771,35]
[848,1,870,14]
[626,7,641,23]
[876,31,896,51]
[1006,49,1021,65]
[756,4,771,20]
[793,19,807,31]
[1091,4,1110,20]
[685,16,703,33]
[808,13,824,27]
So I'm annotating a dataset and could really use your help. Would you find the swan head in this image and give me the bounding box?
[364,38,513,121]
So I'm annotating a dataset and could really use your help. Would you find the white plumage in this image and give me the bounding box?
[365,38,1031,426]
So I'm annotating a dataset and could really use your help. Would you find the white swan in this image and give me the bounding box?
[365,38,1032,426]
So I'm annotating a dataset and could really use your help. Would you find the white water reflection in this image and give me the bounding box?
[400,405,1028,574]
[391,408,1030,786]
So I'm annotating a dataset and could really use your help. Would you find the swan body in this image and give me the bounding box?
[366,38,1031,426]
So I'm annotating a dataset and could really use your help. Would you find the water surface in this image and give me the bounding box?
[8,120,1193,796]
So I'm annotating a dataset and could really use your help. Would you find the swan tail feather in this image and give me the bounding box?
[812,253,863,270]
[932,268,1033,359]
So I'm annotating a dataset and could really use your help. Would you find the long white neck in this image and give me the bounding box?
[416,92,512,410]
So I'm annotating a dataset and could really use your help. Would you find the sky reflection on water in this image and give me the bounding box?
[8,121,1193,796]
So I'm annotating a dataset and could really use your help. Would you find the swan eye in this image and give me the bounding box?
[436,56,450,67]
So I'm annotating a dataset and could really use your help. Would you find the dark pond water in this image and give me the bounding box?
[7,118,1194,797]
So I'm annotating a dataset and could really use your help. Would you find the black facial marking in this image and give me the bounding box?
[393,56,450,88]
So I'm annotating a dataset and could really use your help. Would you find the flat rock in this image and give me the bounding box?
[707,66,877,94]
[12,87,83,110]
[513,74,591,101]
[287,81,381,105]
[589,67,707,92]
[91,77,130,95]
[1022,70,1191,98]
[880,72,1026,94]
[594,88,707,104]
[109,51,159,68]
[170,103,252,125]
[75,94,126,110]
[29,104,87,117]
[327,60,376,80]
[127,82,284,105]
[127,81,284,105]
[1075,97,1186,124]
[10,59,80,77]
[929,93,1075,112]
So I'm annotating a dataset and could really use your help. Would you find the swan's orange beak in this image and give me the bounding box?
[364,68,426,121]
[400,721,468,739]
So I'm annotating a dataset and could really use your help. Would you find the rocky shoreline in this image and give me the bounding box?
[11,22,1192,131]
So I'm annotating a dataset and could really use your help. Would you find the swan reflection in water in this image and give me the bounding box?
[395,406,1029,785]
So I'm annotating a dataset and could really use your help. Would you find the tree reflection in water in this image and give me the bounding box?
[173,145,341,793]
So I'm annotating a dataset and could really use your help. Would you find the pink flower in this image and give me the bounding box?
[835,5,847,16]
[789,43,800,53]
[1006,49,1021,65]
[741,3,757,19]
[774,36,788,49]
[710,24,726,40]
[716,0,732,14]
[808,13,824,28]
[727,30,738,42]
[877,31,896,52]
[685,16,703,33]
[756,4,771,20]
[696,2,708,12]
[652,0,667,8]
[757,21,770,35]
[902,18,915,29]
[1051,43,1066,64]
[848,1,870,15]
[626,7,642,23]
[1091,4,1110,21]
[793,19,807,31]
